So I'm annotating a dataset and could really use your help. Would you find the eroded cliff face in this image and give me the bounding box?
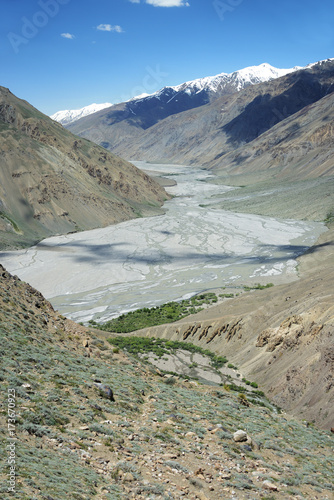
[133,227,334,430]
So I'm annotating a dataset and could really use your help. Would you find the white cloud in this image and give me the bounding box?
[145,0,190,6]
[129,0,190,5]
[61,33,75,39]
[97,24,124,32]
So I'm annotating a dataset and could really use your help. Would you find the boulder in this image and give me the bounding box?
[233,430,248,442]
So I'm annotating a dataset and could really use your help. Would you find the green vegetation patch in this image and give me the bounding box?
[243,282,274,291]
[94,292,220,333]
[0,212,21,233]
[108,336,228,369]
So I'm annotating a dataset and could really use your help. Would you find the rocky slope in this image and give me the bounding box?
[0,87,168,250]
[202,89,334,222]
[0,263,333,499]
[133,225,334,431]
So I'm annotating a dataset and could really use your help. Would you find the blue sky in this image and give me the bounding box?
[1,0,333,115]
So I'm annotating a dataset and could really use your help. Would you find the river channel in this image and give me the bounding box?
[0,162,326,324]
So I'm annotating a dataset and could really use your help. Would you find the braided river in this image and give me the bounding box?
[0,162,326,324]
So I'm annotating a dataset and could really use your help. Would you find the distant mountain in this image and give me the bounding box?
[52,63,298,128]
[66,62,302,151]
[0,87,168,250]
[51,102,113,126]
[161,62,299,97]
[67,59,334,181]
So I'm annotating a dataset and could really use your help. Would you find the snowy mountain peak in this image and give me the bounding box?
[234,62,298,79]
[130,62,300,105]
[51,102,113,126]
[50,61,310,126]
[172,62,299,95]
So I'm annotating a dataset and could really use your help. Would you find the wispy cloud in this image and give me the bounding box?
[147,0,189,5]
[130,0,189,5]
[97,24,124,32]
[61,33,75,39]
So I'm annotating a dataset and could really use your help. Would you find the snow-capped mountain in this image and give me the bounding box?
[151,62,300,99]
[51,102,113,126]
[67,57,334,165]
[52,63,299,126]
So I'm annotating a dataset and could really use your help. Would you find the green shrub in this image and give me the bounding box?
[96,293,220,332]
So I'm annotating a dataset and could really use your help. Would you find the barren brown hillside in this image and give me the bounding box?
[0,87,168,250]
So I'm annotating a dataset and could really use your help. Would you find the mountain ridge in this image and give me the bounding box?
[52,61,300,126]
[66,59,334,175]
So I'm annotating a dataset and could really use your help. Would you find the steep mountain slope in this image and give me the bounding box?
[208,90,334,181]
[134,225,334,430]
[51,102,113,126]
[0,263,333,499]
[67,62,298,151]
[0,87,168,250]
[92,59,334,173]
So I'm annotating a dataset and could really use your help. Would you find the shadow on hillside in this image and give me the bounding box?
[221,72,326,145]
[6,239,328,268]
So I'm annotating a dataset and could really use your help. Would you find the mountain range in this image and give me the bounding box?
[63,59,334,182]
[51,62,299,126]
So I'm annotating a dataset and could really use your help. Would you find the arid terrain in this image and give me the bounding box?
[0,87,168,250]
[0,255,333,500]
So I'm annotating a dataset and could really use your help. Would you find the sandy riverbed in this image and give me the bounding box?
[0,162,326,324]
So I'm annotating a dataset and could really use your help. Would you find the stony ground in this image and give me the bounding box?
[0,264,333,499]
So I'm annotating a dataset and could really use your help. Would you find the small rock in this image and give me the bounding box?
[123,472,134,482]
[197,492,209,500]
[220,474,231,480]
[233,430,248,442]
[263,480,279,491]
[163,453,179,459]
[185,431,197,438]
[94,383,115,401]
